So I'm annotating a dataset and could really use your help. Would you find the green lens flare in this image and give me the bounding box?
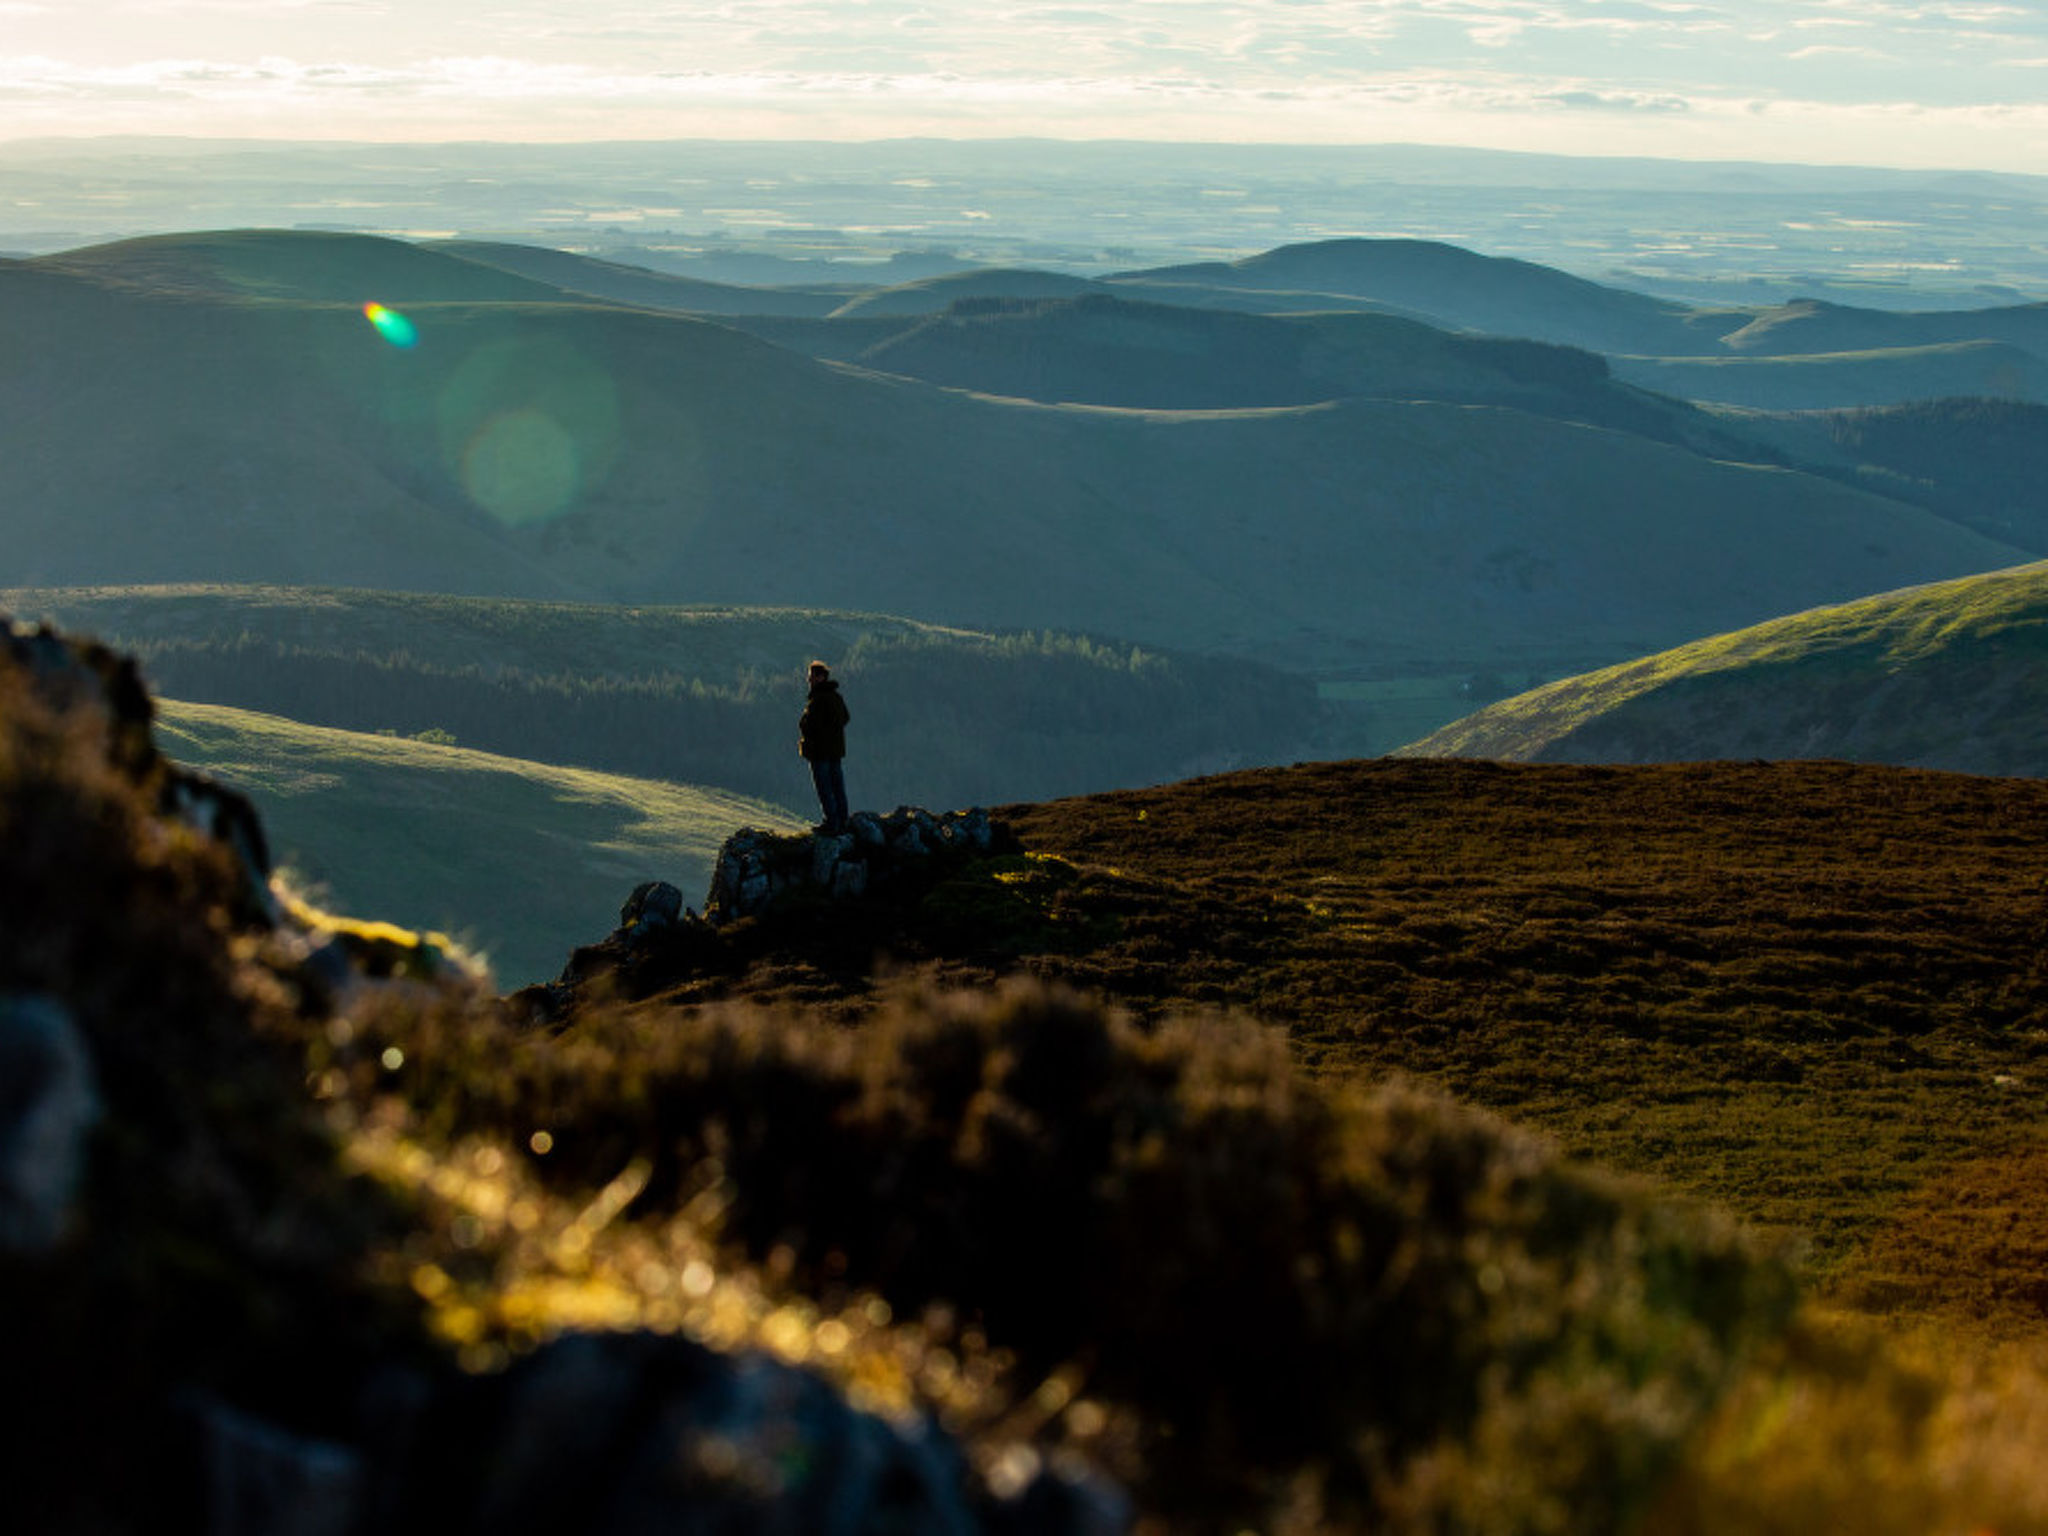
[363,302,419,349]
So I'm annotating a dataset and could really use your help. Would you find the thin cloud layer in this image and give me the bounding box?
[0,0,2041,167]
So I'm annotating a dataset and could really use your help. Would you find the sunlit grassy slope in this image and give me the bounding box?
[1,230,2027,682]
[1397,560,2048,771]
[154,698,801,985]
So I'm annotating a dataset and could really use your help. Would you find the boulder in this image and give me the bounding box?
[0,993,101,1253]
[620,880,686,935]
[190,1396,364,1536]
[373,1329,1124,1535]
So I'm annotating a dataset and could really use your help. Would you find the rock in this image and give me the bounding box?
[811,832,855,887]
[2,613,158,778]
[401,1330,1009,1536]
[0,993,101,1253]
[702,809,1015,925]
[162,770,279,926]
[620,880,685,934]
[190,1395,364,1536]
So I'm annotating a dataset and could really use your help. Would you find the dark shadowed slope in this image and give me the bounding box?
[798,293,1721,438]
[1397,560,2048,773]
[1732,398,2048,553]
[1611,340,2048,411]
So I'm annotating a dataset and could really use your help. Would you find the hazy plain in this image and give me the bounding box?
[5,137,2046,306]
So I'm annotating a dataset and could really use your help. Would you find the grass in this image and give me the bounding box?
[154,697,803,985]
[1400,558,2048,771]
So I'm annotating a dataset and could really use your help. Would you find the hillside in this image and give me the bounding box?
[749,293,1725,441]
[1395,561,2048,771]
[154,697,801,985]
[28,228,568,304]
[1735,397,2048,552]
[1719,296,2048,358]
[547,753,2048,1333]
[24,613,2048,1531]
[23,618,2048,1533]
[0,238,2025,689]
[1611,340,2048,411]
[3,584,1321,808]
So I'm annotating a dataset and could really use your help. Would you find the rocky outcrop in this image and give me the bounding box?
[522,809,1019,1019]
[706,807,1006,924]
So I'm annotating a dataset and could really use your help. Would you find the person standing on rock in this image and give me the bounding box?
[799,660,852,835]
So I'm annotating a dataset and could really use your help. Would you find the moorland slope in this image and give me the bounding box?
[555,753,2048,1342]
[17,617,2048,1534]
[1398,560,2048,772]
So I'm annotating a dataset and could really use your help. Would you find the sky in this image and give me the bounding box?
[1,0,2044,172]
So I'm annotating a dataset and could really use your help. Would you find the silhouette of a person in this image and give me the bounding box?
[799,660,851,834]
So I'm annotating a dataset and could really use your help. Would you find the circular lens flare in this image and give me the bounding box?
[363,302,419,349]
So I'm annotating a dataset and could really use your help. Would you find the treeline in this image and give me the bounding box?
[130,628,1321,812]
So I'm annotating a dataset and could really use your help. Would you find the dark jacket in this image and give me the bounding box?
[799,679,850,760]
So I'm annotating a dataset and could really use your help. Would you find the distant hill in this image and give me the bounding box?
[29,228,565,304]
[6,584,1320,810]
[1109,237,1709,354]
[775,293,1697,429]
[1396,560,2048,773]
[1719,296,2048,358]
[826,266,1104,318]
[0,230,2024,688]
[154,697,801,985]
[433,239,853,317]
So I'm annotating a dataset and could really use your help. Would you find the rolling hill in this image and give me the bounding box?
[0,231,2025,691]
[1108,236,1715,354]
[153,696,802,985]
[1395,560,2048,772]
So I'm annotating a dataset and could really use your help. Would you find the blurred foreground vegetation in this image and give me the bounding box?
[10,640,2048,1531]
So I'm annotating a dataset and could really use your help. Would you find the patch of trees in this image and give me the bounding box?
[1827,397,2048,553]
[131,628,1321,811]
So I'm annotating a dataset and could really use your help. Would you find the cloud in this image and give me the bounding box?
[1538,87,1692,111]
